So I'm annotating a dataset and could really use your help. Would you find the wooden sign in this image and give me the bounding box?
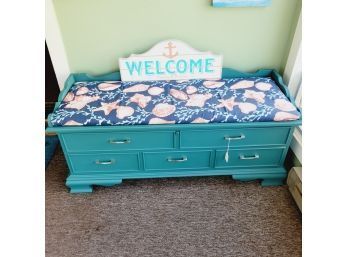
[119,39,223,81]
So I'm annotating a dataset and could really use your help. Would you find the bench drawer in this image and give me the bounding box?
[181,127,290,148]
[69,153,139,173]
[144,151,212,171]
[62,131,175,152]
[215,148,284,168]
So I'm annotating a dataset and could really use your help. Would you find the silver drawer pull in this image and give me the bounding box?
[224,134,245,140]
[167,156,188,163]
[95,160,115,165]
[239,154,260,160]
[108,139,131,144]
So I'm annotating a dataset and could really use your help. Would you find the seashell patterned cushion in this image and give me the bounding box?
[49,78,301,126]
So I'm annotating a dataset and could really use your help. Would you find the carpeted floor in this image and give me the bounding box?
[46,147,302,257]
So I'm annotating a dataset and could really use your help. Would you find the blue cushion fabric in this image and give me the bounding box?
[49,78,300,126]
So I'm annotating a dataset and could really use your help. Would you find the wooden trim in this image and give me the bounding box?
[283,12,302,98]
[45,0,70,90]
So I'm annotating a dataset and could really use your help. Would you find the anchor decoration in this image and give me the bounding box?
[163,41,178,59]
[119,39,223,81]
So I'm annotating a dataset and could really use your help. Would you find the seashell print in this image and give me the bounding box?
[123,84,149,93]
[186,86,197,94]
[217,97,237,111]
[63,92,74,102]
[170,89,188,101]
[116,106,134,119]
[186,93,213,108]
[65,95,100,110]
[230,80,254,90]
[130,93,152,108]
[243,90,265,103]
[203,80,225,89]
[98,83,120,91]
[64,120,83,126]
[191,117,210,124]
[76,86,89,95]
[238,103,257,114]
[148,87,164,96]
[93,101,119,115]
[255,82,272,91]
[274,111,300,121]
[148,118,175,125]
[274,99,296,112]
[152,103,176,118]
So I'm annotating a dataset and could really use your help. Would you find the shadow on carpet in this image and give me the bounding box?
[46,147,301,257]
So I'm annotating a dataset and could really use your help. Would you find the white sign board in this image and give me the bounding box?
[119,39,223,81]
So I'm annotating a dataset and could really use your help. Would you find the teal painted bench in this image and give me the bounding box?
[46,68,301,193]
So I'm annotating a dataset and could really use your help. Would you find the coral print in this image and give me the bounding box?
[191,117,210,123]
[148,87,164,96]
[152,103,176,117]
[63,92,74,102]
[274,112,299,121]
[186,93,212,108]
[130,93,152,108]
[116,106,134,119]
[243,90,265,103]
[203,80,225,88]
[64,120,83,126]
[274,99,297,112]
[76,86,89,95]
[149,118,175,124]
[186,86,197,94]
[238,103,257,114]
[50,77,300,126]
[230,80,254,89]
[98,83,120,91]
[170,89,188,101]
[123,84,149,93]
[255,82,272,91]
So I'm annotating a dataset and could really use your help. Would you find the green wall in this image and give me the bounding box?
[53,0,301,76]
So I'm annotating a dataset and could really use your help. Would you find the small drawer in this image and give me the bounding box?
[62,131,175,152]
[215,148,284,168]
[68,153,139,173]
[181,127,290,148]
[144,151,212,171]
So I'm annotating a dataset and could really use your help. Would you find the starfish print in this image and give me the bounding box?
[93,101,119,115]
[217,97,238,111]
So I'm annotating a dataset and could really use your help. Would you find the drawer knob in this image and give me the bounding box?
[95,159,115,165]
[239,154,260,160]
[224,134,245,140]
[167,156,188,163]
[108,139,131,144]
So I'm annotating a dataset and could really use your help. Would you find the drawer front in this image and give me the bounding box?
[69,153,139,173]
[215,148,284,168]
[144,151,212,170]
[181,127,290,148]
[62,131,175,152]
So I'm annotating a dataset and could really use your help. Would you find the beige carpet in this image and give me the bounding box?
[46,147,301,257]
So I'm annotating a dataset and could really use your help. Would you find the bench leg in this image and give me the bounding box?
[69,185,93,193]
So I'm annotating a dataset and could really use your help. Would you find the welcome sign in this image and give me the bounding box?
[119,40,223,81]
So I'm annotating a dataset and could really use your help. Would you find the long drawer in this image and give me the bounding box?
[180,127,290,148]
[144,150,212,171]
[215,147,284,168]
[68,153,139,173]
[62,131,175,152]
